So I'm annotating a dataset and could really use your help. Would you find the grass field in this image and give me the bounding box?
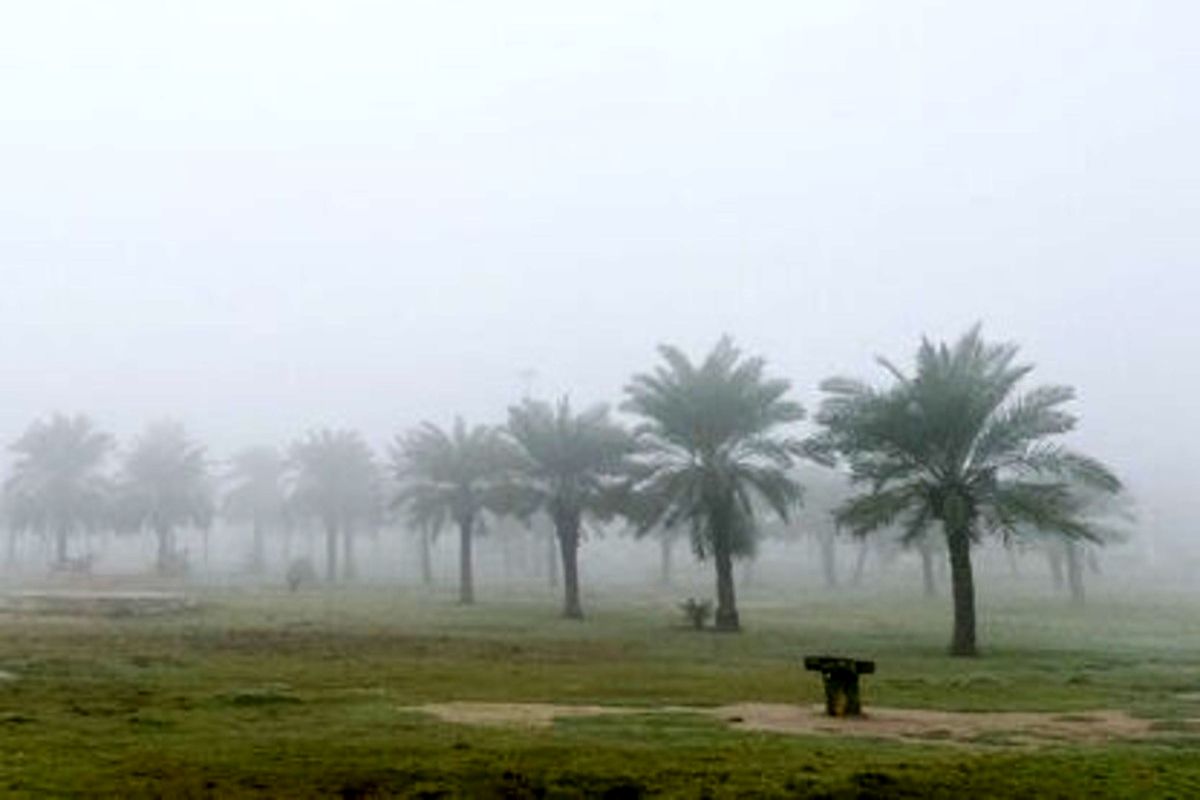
[1,581,1199,797]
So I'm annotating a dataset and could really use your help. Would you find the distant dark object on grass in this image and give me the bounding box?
[221,684,302,707]
[286,558,317,592]
[804,656,875,717]
[680,598,713,630]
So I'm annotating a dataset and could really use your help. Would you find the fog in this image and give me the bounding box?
[1,1,1197,565]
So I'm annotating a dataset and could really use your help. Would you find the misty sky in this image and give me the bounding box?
[0,2,1196,540]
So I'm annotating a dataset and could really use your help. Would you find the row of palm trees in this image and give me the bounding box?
[1,326,1122,656]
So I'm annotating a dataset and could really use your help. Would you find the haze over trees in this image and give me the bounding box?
[505,397,634,619]
[4,414,113,566]
[116,421,215,574]
[812,326,1123,655]
[624,336,811,632]
[289,429,379,583]
[222,445,289,574]
[0,329,1134,657]
[391,419,515,605]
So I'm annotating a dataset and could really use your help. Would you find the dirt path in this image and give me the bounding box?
[410,701,1178,747]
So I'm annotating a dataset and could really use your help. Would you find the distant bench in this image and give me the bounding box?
[804,656,875,717]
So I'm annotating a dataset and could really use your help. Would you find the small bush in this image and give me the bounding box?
[286,558,318,592]
[679,598,713,630]
[221,684,302,707]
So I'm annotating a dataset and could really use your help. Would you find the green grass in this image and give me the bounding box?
[1,583,1199,797]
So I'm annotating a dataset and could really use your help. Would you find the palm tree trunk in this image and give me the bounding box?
[659,534,673,586]
[418,525,433,586]
[282,519,293,565]
[546,528,558,589]
[918,539,936,597]
[818,531,838,589]
[342,523,356,582]
[556,513,584,619]
[946,527,977,656]
[852,539,869,586]
[458,517,475,605]
[501,530,514,581]
[6,527,18,569]
[1065,540,1085,605]
[1047,546,1065,591]
[201,527,210,574]
[251,515,265,573]
[324,517,338,583]
[155,523,174,574]
[713,539,740,632]
[55,524,69,565]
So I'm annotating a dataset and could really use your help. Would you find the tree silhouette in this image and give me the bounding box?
[118,421,214,574]
[624,337,809,631]
[391,419,515,605]
[289,429,379,583]
[813,325,1122,655]
[5,413,113,566]
[223,445,289,574]
[506,397,634,619]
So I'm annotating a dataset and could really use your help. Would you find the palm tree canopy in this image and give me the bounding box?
[118,421,215,533]
[223,445,289,523]
[505,397,635,523]
[391,418,516,530]
[812,325,1122,544]
[4,413,113,535]
[623,336,809,558]
[289,429,379,525]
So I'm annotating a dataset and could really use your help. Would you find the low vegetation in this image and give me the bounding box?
[0,586,1197,797]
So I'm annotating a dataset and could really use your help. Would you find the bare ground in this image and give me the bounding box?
[411,701,1181,747]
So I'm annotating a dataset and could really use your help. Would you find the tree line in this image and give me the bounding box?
[1,326,1123,657]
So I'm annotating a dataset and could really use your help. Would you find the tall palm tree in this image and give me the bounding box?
[624,336,809,631]
[289,429,379,583]
[506,397,634,619]
[119,421,214,574]
[391,418,515,605]
[4,413,113,566]
[813,325,1122,656]
[223,446,288,574]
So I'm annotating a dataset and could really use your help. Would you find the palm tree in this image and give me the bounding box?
[289,429,379,583]
[624,337,809,631]
[223,446,288,574]
[812,325,1122,656]
[505,397,634,619]
[1036,486,1132,604]
[118,421,214,574]
[4,413,113,566]
[391,418,515,605]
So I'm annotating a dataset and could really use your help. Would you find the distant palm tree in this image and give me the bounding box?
[1035,486,1133,604]
[506,397,634,619]
[118,421,214,574]
[624,337,809,631]
[391,419,515,605]
[223,446,289,573]
[813,325,1122,656]
[4,413,113,566]
[289,429,379,583]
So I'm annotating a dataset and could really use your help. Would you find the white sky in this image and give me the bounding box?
[0,1,1196,537]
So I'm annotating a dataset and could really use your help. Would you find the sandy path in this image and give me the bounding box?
[410,701,1177,747]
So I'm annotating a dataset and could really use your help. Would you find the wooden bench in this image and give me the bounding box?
[804,656,875,717]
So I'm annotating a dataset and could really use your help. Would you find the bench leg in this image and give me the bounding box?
[822,669,862,717]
